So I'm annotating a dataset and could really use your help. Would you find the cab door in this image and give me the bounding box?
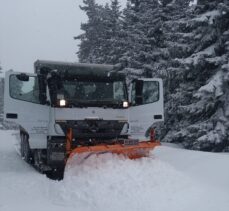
[128,78,164,140]
[4,71,49,148]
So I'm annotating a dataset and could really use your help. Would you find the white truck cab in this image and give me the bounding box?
[4,60,164,176]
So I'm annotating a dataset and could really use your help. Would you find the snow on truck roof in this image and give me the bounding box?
[34,60,115,71]
[34,60,125,80]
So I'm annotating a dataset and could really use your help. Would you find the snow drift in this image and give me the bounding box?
[0,130,229,211]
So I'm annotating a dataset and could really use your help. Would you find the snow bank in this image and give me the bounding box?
[54,153,200,211]
[0,130,229,211]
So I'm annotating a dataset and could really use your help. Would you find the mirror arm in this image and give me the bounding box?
[38,75,47,105]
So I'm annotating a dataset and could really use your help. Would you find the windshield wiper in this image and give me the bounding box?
[67,99,124,108]
[67,100,87,108]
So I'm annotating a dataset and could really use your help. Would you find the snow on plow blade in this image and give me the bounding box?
[68,141,160,164]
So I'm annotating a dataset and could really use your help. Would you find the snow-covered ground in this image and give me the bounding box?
[0,130,229,211]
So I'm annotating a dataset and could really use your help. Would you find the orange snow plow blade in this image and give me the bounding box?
[65,128,160,163]
[68,141,160,160]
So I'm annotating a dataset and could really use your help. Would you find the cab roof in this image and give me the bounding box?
[34,60,125,81]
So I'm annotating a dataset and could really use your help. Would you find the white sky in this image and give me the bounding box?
[0,0,126,73]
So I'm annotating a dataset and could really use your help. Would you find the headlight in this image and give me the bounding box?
[59,99,66,107]
[123,101,129,108]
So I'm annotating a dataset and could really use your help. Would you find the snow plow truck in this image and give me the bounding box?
[4,60,164,179]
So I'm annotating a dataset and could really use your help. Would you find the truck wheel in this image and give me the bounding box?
[34,149,50,173]
[21,133,33,163]
[46,167,65,180]
[20,133,25,158]
[34,150,43,172]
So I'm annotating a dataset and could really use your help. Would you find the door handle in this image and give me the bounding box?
[6,113,18,119]
[154,115,162,120]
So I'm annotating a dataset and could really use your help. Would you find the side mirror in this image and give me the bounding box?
[16,73,29,81]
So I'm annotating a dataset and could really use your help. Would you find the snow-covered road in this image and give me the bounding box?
[0,130,229,211]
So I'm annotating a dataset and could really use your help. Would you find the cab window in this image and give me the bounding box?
[10,75,40,104]
[131,80,159,106]
[142,81,159,104]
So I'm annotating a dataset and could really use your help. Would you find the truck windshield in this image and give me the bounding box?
[61,80,127,107]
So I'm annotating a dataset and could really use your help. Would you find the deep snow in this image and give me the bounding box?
[0,130,229,211]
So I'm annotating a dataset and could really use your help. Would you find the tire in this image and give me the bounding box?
[34,149,49,174]
[46,167,65,180]
[20,133,25,158]
[34,150,42,172]
[21,133,33,163]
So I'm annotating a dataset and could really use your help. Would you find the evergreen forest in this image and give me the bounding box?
[76,0,229,152]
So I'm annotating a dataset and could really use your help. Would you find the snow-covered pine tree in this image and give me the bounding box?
[162,0,229,151]
[117,1,137,71]
[142,0,191,140]
[75,0,122,64]
[95,0,123,64]
[152,0,195,139]
[119,0,168,78]
[75,0,106,63]
[76,0,229,151]
[119,0,191,92]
